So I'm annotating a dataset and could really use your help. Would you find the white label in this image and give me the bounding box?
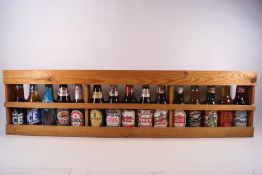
[138,110,153,127]
[58,87,69,97]
[106,110,121,127]
[12,110,24,125]
[71,110,84,126]
[154,110,168,127]
[234,111,247,127]
[173,110,186,127]
[122,110,135,127]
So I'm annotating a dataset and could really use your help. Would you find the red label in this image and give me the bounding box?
[218,111,233,127]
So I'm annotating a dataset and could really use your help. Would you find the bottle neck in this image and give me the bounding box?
[43,84,54,102]
[156,85,166,104]
[91,85,103,103]
[15,84,24,102]
[125,85,134,96]
[140,86,150,103]
[108,85,119,103]
[74,84,84,102]
[175,86,184,104]
[57,84,70,102]
[206,86,216,104]
[190,86,200,104]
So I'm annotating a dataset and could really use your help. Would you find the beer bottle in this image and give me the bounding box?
[233,86,248,127]
[26,84,42,125]
[138,85,153,127]
[106,85,121,127]
[90,85,104,126]
[122,85,136,127]
[154,85,168,127]
[187,85,202,127]
[218,86,234,127]
[42,84,56,125]
[71,84,85,126]
[11,84,25,125]
[56,84,71,126]
[204,86,218,127]
[173,86,186,127]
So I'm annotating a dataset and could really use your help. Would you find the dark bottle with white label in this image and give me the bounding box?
[204,86,218,127]
[233,86,248,127]
[11,84,25,125]
[154,85,168,127]
[122,85,136,127]
[26,84,42,125]
[138,85,153,127]
[187,85,202,127]
[71,84,85,126]
[42,84,56,125]
[173,86,186,127]
[56,84,71,126]
[89,85,104,127]
[106,85,121,127]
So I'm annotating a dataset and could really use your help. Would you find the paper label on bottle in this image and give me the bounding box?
[141,89,150,98]
[122,110,135,127]
[154,110,168,127]
[234,111,247,127]
[71,110,84,126]
[92,92,102,99]
[75,88,83,100]
[12,110,24,125]
[218,111,233,127]
[176,87,184,94]
[173,110,186,127]
[27,109,41,125]
[106,110,121,127]
[188,110,201,127]
[204,110,218,127]
[58,87,69,97]
[90,109,103,127]
[57,109,70,126]
[138,110,153,127]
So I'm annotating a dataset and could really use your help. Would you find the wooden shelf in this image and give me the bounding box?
[4,102,256,111]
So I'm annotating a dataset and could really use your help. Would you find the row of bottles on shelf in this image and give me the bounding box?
[11,84,248,127]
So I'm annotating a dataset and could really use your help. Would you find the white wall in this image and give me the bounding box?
[0,0,262,174]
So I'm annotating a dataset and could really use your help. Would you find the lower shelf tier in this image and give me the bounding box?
[6,125,254,138]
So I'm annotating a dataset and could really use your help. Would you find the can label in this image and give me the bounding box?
[122,110,135,127]
[173,110,186,127]
[234,111,247,127]
[58,87,69,97]
[218,111,233,127]
[57,109,70,126]
[90,109,103,127]
[71,110,84,126]
[154,110,168,127]
[106,110,121,127]
[204,110,218,127]
[188,110,201,127]
[27,109,41,125]
[138,110,153,127]
[12,110,24,125]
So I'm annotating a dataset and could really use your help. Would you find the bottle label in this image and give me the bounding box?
[173,110,186,127]
[141,89,150,98]
[204,110,218,127]
[106,110,121,127]
[75,87,83,100]
[122,110,135,127]
[57,109,70,126]
[27,109,41,125]
[208,87,216,94]
[234,111,247,127]
[218,111,233,127]
[154,110,168,127]
[12,110,24,125]
[90,109,103,127]
[71,110,84,126]
[92,92,102,99]
[176,87,184,94]
[138,110,153,127]
[58,87,69,97]
[188,110,201,127]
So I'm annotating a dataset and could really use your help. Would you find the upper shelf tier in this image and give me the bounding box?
[3,70,257,85]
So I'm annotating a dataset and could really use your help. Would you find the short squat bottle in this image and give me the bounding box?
[56,84,71,126]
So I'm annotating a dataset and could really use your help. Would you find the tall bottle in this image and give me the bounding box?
[137,85,153,127]
[26,84,42,125]
[233,86,248,127]
[71,84,85,126]
[11,84,25,125]
[122,85,137,127]
[218,86,234,127]
[187,85,202,127]
[173,86,186,127]
[42,84,56,125]
[106,85,121,127]
[204,86,218,127]
[154,85,168,127]
[56,84,71,126]
[89,85,104,126]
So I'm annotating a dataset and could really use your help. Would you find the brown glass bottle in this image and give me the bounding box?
[154,85,168,127]
[90,84,104,126]
[173,86,186,127]
[123,85,137,103]
[122,85,136,127]
[106,85,121,127]
[204,86,218,127]
[138,85,153,127]
[56,84,71,126]
[187,85,202,127]
[71,84,85,126]
[233,86,248,127]
[11,84,25,125]
[218,86,234,127]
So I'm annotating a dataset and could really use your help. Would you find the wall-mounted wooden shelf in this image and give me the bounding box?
[3,70,257,138]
